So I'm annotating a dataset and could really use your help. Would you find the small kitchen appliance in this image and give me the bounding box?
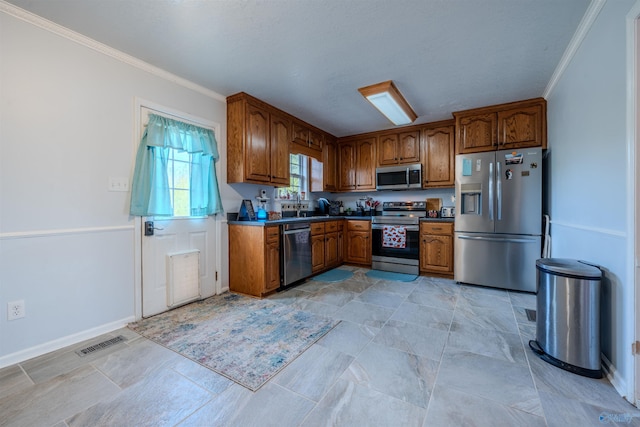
[375,164,422,190]
[440,207,455,218]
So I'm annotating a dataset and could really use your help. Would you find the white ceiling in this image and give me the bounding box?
[6,0,590,137]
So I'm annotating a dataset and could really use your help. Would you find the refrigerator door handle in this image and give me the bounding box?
[488,162,494,220]
[457,234,538,244]
[496,161,502,221]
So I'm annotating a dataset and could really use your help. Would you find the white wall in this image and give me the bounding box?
[0,9,244,364]
[546,0,636,397]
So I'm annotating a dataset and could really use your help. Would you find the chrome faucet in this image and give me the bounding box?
[296,193,302,217]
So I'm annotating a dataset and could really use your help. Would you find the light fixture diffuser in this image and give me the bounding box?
[358,80,417,125]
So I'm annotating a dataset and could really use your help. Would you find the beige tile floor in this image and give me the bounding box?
[1,267,639,426]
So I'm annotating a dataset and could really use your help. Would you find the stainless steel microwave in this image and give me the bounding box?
[375,164,422,190]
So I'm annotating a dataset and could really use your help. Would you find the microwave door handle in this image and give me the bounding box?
[496,161,502,221]
[488,162,494,221]
[406,168,410,188]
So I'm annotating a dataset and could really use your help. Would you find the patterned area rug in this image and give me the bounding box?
[128,293,339,391]
[311,268,354,282]
[365,269,418,282]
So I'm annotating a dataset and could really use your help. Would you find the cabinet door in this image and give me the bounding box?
[338,142,356,191]
[311,234,325,273]
[498,104,544,149]
[337,230,344,263]
[456,113,497,154]
[325,232,338,267]
[398,131,420,164]
[420,234,453,273]
[422,125,454,188]
[245,103,271,182]
[378,134,399,166]
[323,138,337,191]
[346,230,370,264]
[265,240,281,292]
[292,121,309,148]
[356,138,376,190]
[309,129,324,152]
[270,111,291,185]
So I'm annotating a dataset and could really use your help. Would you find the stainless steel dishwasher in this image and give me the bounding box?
[282,222,312,287]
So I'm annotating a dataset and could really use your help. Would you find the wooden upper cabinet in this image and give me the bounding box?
[454,98,546,154]
[270,111,292,186]
[398,131,420,163]
[455,113,497,154]
[338,141,356,191]
[245,103,271,182]
[377,131,419,166]
[292,120,323,152]
[323,136,338,191]
[355,137,376,190]
[227,93,290,185]
[292,121,309,147]
[498,103,545,149]
[421,122,455,188]
[378,134,399,166]
[309,129,323,151]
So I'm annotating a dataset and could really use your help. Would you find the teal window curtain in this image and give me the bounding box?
[130,113,223,216]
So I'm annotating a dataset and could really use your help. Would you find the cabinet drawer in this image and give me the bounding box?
[325,221,338,233]
[420,222,453,235]
[347,220,371,231]
[265,226,280,243]
[311,222,325,235]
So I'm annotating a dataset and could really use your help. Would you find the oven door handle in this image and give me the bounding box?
[372,224,419,232]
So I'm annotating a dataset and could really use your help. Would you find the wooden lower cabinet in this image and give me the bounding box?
[229,224,281,297]
[311,221,341,273]
[311,222,326,273]
[345,220,371,265]
[419,222,454,277]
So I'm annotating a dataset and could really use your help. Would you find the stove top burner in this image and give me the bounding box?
[381,201,427,212]
[373,201,427,225]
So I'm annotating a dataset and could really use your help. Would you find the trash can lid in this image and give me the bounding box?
[536,258,602,280]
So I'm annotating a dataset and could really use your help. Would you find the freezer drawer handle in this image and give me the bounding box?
[457,235,537,244]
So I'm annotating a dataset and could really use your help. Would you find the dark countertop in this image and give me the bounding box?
[420,217,455,223]
[228,215,373,226]
[228,215,454,226]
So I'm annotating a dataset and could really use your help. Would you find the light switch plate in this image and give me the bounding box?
[108,177,130,192]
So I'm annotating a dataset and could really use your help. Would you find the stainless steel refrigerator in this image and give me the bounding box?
[454,148,542,292]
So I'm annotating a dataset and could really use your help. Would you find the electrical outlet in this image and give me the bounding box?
[7,300,25,320]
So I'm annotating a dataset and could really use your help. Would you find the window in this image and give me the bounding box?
[166,148,191,217]
[281,153,308,198]
[130,113,223,217]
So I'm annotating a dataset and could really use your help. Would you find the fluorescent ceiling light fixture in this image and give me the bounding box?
[358,80,417,126]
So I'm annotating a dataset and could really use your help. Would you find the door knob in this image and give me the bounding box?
[144,221,164,236]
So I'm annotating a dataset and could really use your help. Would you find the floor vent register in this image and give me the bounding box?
[75,335,127,357]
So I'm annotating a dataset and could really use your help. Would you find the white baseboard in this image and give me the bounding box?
[0,316,135,369]
[601,353,633,405]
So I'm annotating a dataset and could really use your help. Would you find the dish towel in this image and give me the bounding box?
[382,225,406,249]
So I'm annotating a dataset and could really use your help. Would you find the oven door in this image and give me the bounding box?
[371,224,420,260]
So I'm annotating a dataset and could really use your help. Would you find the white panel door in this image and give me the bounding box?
[142,216,216,317]
[137,105,218,317]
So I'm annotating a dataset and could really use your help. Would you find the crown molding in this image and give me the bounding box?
[543,0,607,98]
[0,1,226,102]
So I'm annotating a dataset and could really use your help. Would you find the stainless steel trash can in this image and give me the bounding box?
[529,258,602,378]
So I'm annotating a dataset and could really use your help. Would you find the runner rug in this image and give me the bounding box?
[128,293,339,391]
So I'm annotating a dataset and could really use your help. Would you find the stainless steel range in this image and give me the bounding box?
[371,201,426,275]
